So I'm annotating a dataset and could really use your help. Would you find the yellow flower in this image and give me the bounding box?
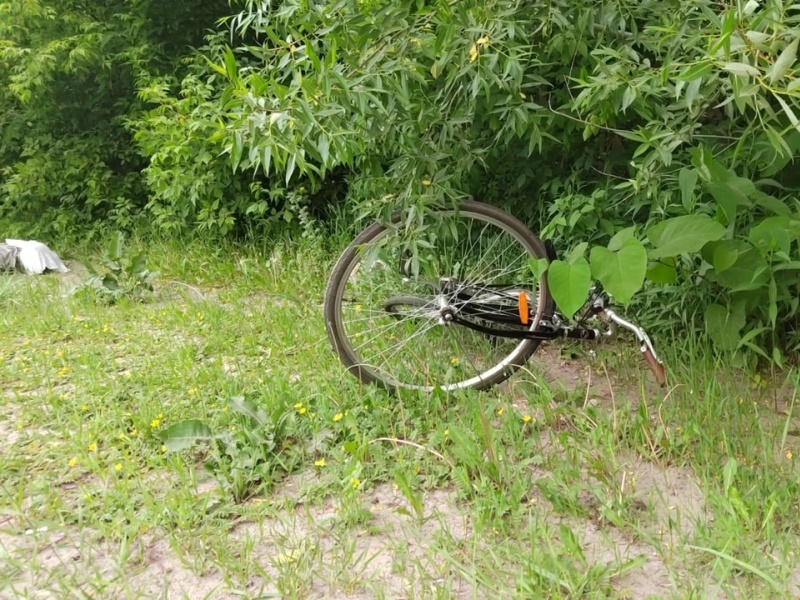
[87,443,97,452]
[68,457,77,468]
[161,445,167,453]
[350,477,360,489]
[150,419,160,428]
[422,178,432,186]
[444,429,450,437]
[81,404,89,411]
[450,357,459,365]
[496,407,504,416]
[114,463,123,471]
[469,44,479,62]
[314,458,326,467]
[333,413,343,422]
[787,451,793,460]
[522,415,532,423]
[354,304,362,311]
[118,432,126,440]
[130,429,138,437]
[294,402,303,409]
[23,340,30,346]
[299,407,307,415]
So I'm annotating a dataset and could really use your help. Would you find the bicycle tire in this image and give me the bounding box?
[323,199,554,392]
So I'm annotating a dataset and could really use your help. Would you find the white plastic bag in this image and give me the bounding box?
[4,239,69,274]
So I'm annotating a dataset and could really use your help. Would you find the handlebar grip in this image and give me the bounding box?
[642,348,666,387]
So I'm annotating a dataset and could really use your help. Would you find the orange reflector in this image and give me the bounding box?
[518,291,529,325]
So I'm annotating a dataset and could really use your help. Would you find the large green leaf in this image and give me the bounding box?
[590,238,647,305]
[706,176,754,225]
[607,226,635,252]
[749,217,793,254]
[716,248,771,291]
[548,258,591,320]
[159,420,215,452]
[705,302,745,351]
[647,216,726,259]
[646,258,677,284]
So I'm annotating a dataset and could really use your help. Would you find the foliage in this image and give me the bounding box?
[0,0,231,238]
[84,232,158,303]
[209,0,800,358]
[161,395,308,501]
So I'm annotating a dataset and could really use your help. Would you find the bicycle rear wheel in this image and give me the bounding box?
[323,200,553,392]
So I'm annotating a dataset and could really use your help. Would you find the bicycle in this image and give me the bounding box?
[323,199,666,392]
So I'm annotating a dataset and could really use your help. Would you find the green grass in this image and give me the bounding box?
[1,237,799,599]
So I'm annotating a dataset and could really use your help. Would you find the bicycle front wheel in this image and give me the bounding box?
[323,200,553,392]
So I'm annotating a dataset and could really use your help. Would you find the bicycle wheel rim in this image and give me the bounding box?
[327,205,548,392]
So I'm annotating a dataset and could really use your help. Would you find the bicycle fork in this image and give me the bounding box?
[597,308,666,386]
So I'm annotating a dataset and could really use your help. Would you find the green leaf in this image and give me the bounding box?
[749,217,793,254]
[262,146,272,176]
[774,93,800,134]
[589,238,647,305]
[706,175,755,226]
[128,251,148,276]
[567,242,588,264]
[548,258,591,320]
[621,87,636,112]
[647,216,726,259]
[101,274,121,292]
[159,420,214,452]
[721,62,759,77]
[529,257,549,279]
[318,134,330,165]
[679,168,698,211]
[108,231,124,261]
[223,47,238,81]
[752,192,793,217]
[229,396,268,426]
[716,248,771,291]
[231,130,244,172]
[608,227,635,252]
[678,62,712,81]
[705,303,744,350]
[768,38,798,84]
[713,242,740,272]
[646,258,677,284]
[768,277,778,327]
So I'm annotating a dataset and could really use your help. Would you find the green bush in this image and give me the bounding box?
[0,0,230,238]
[212,0,800,358]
